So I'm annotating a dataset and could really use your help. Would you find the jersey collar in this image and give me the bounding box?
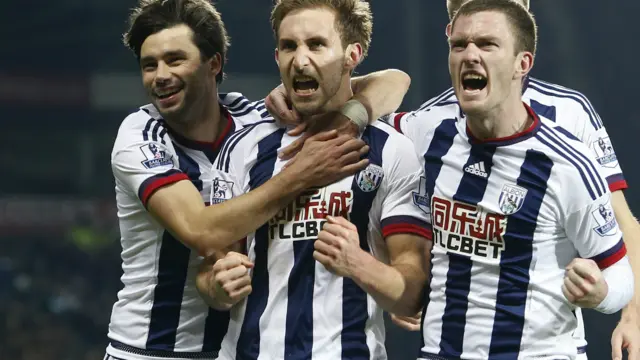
[464,102,541,147]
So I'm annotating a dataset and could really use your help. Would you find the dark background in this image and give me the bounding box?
[0,1,635,358]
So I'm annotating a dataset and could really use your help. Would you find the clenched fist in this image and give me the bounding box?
[197,252,253,310]
[562,258,608,309]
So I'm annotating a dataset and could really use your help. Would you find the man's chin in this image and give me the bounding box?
[292,101,323,117]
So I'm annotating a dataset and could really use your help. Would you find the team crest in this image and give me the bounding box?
[210,178,234,204]
[356,164,384,192]
[591,136,618,168]
[591,201,618,236]
[412,176,431,216]
[498,184,528,215]
[140,143,173,169]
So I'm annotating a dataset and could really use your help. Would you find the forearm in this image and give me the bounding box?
[597,256,634,314]
[349,251,425,316]
[196,170,307,256]
[611,191,640,320]
[620,217,640,320]
[351,69,411,122]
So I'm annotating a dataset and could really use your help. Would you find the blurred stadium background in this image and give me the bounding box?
[1,0,637,359]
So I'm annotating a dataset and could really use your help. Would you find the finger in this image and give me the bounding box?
[215,266,250,285]
[227,252,254,265]
[313,250,333,266]
[338,159,370,175]
[338,150,364,167]
[225,253,254,269]
[223,274,253,295]
[292,107,302,123]
[390,314,421,331]
[269,93,297,125]
[321,223,350,240]
[394,314,421,326]
[213,256,243,272]
[307,129,339,142]
[566,268,592,294]
[314,238,339,256]
[279,134,308,160]
[563,276,585,300]
[562,284,576,303]
[611,331,623,360]
[282,154,297,170]
[359,145,370,156]
[336,138,367,154]
[571,260,599,284]
[228,284,253,301]
[287,123,308,136]
[628,345,639,360]
[327,216,358,231]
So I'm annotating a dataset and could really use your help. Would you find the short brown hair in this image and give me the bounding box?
[447,0,530,20]
[451,0,537,56]
[123,0,230,83]
[270,0,373,59]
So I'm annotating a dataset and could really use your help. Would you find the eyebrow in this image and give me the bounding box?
[140,50,188,64]
[449,34,500,46]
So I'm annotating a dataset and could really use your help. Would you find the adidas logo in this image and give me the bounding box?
[464,161,488,178]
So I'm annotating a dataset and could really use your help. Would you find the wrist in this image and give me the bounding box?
[347,249,375,283]
[621,301,640,321]
[340,99,369,132]
[276,167,309,193]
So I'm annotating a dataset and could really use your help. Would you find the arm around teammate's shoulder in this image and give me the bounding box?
[146,130,370,257]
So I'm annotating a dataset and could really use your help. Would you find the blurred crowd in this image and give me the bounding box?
[0,235,121,359]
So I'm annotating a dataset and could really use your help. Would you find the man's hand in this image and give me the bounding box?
[265,83,302,127]
[314,216,366,278]
[198,252,254,309]
[279,114,360,161]
[390,312,422,331]
[562,258,608,308]
[285,131,368,188]
[612,316,640,360]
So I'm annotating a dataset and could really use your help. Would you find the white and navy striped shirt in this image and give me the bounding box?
[393,76,626,193]
[394,103,627,360]
[390,77,626,357]
[210,120,430,360]
[107,93,271,360]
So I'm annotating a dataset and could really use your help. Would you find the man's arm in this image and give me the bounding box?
[612,191,640,319]
[113,125,368,258]
[349,69,411,122]
[146,132,368,257]
[196,246,253,311]
[266,69,410,132]
[564,191,633,313]
[314,216,427,316]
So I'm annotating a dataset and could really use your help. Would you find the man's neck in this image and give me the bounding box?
[466,96,531,141]
[305,77,354,131]
[168,98,224,144]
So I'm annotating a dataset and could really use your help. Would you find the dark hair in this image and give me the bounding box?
[451,0,537,56]
[123,0,230,83]
[447,0,530,20]
[271,0,373,59]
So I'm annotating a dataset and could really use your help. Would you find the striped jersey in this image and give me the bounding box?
[107,93,270,360]
[391,76,626,356]
[394,103,627,360]
[210,120,431,360]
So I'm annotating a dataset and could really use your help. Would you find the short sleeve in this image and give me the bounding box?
[564,193,627,270]
[379,133,432,240]
[111,113,188,206]
[218,92,271,126]
[583,126,627,192]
